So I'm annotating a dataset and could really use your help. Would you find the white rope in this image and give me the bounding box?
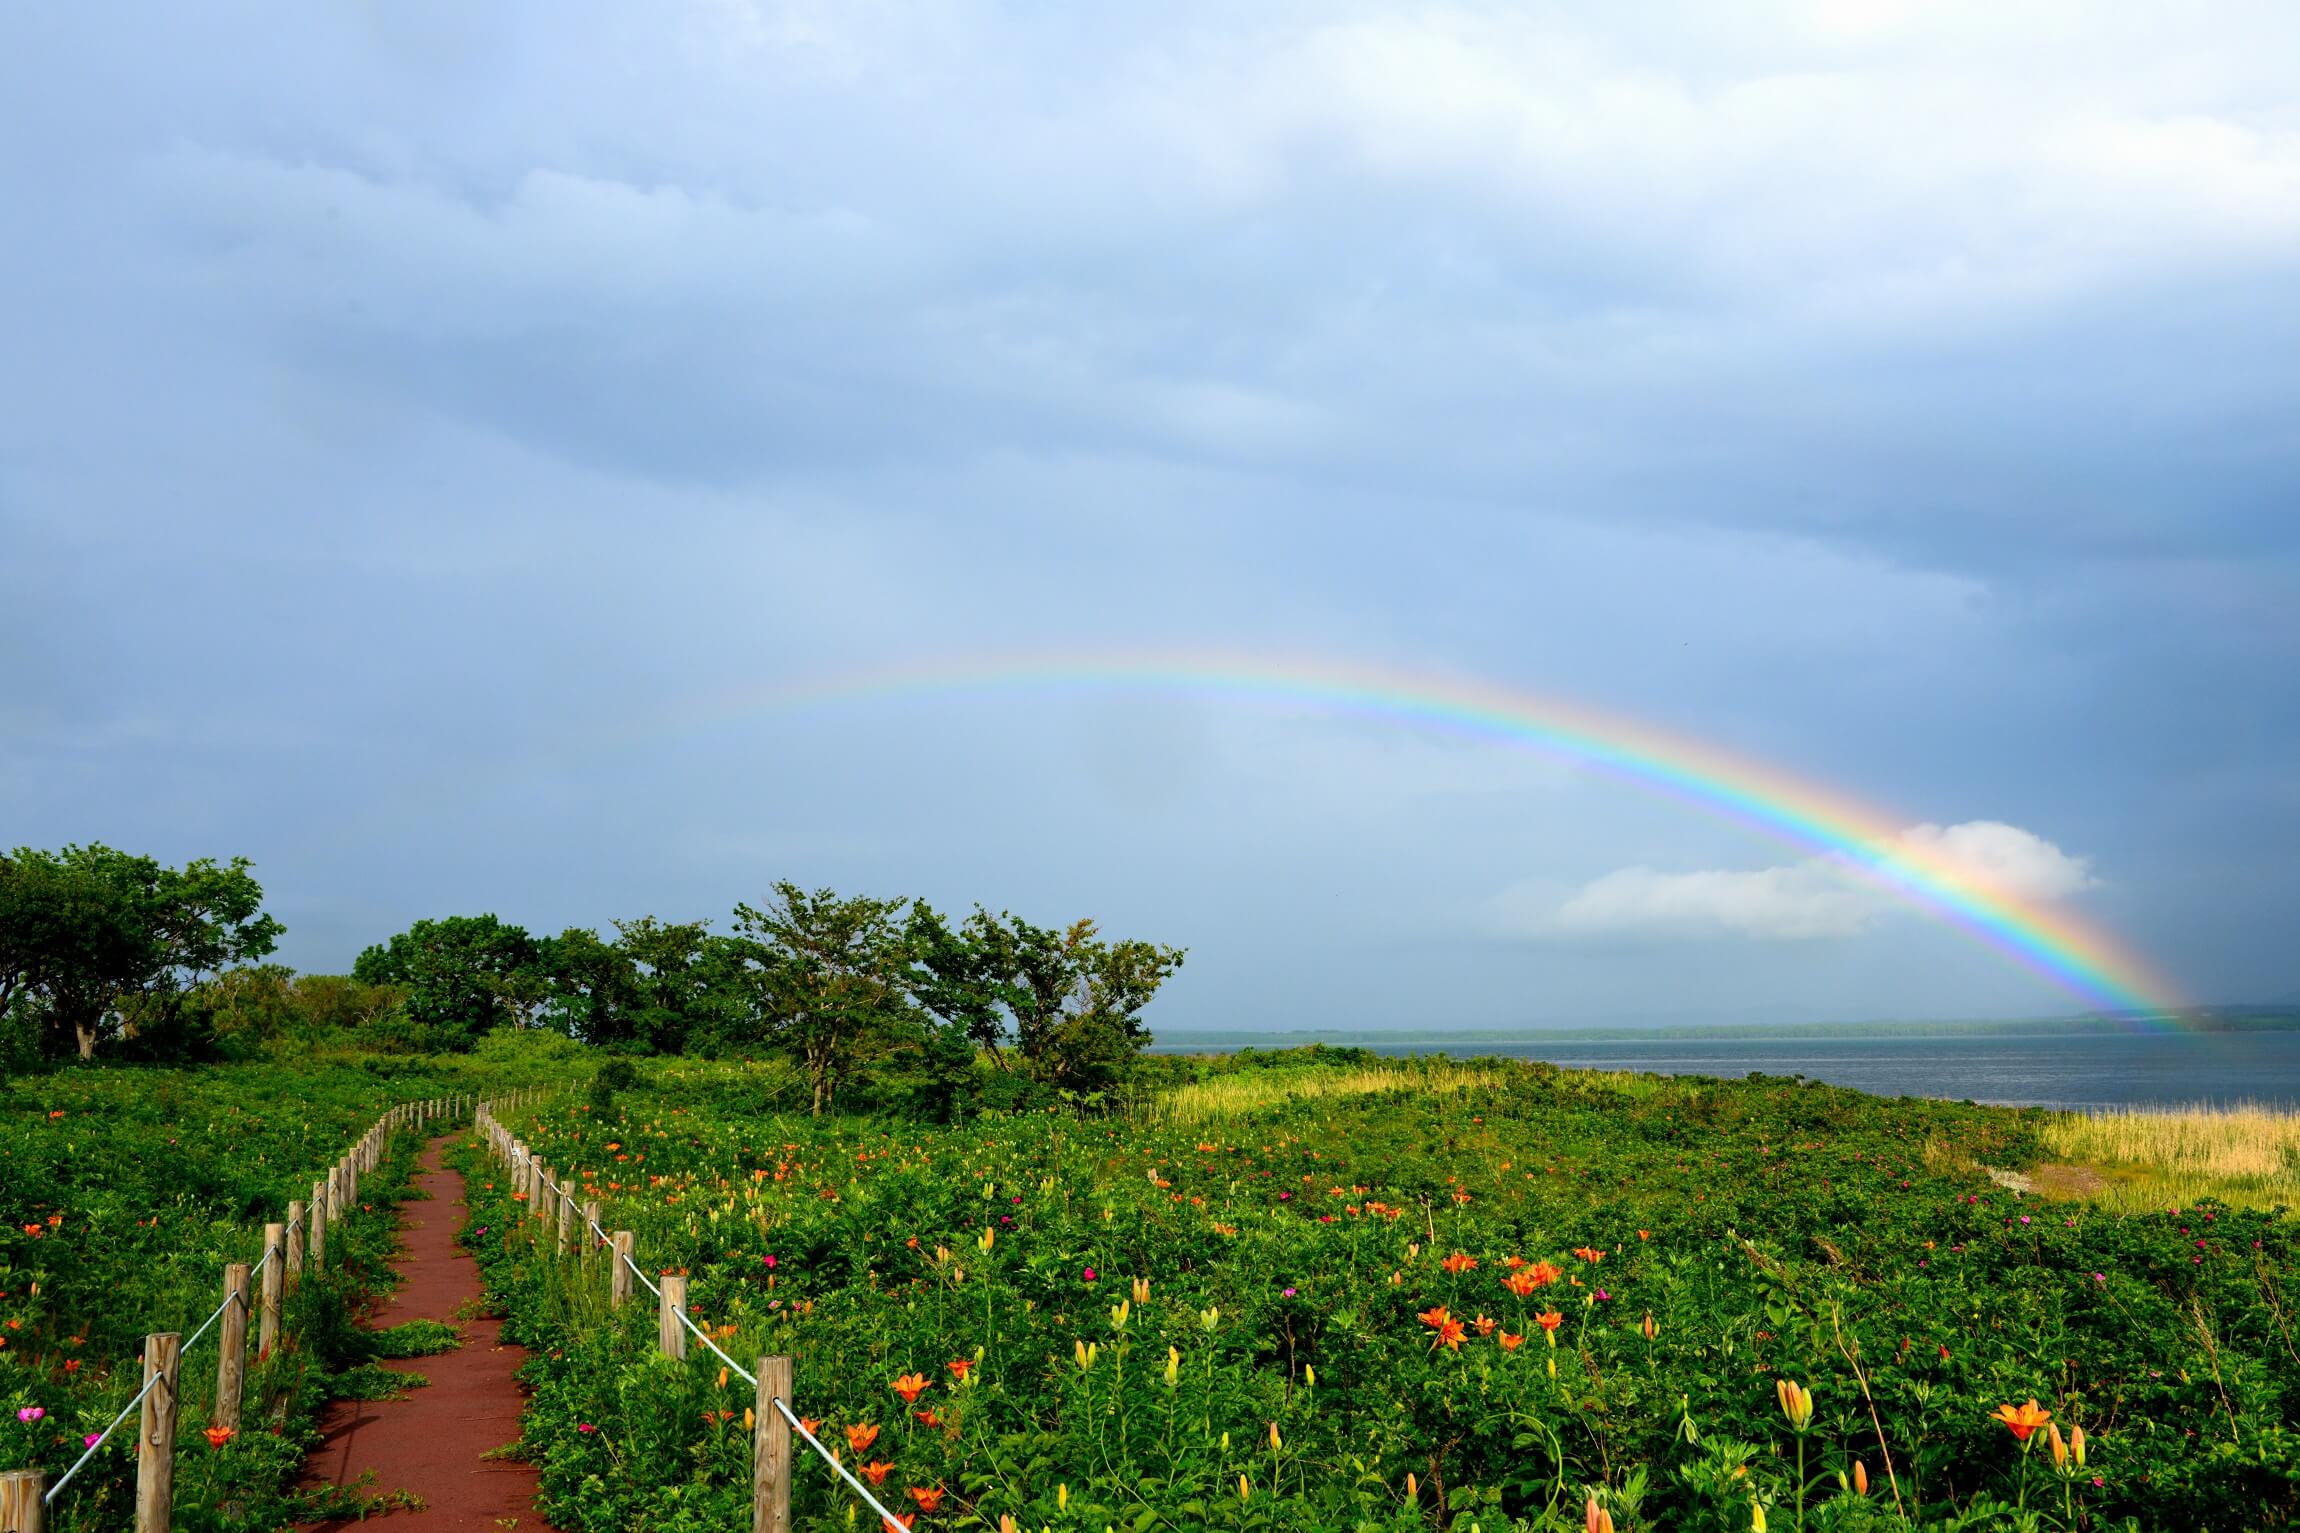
[44,1368,163,1503]
[620,1248,663,1298]
[775,1397,911,1531]
[180,1286,240,1354]
[672,1303,759,1387]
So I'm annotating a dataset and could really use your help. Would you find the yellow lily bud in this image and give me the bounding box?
[1405,1472,1418,1502]
[1057,1484,1068,1512]
[743,1407,754,1431]
[1201,1306,1220,1331]
[1237,1475,1251,1503]
[1269,1421,1282,1450]
[2071,1425,2086,1467]
[1110,1299,1130,1329]
[716,1366,728,1389]
[2049,1423,2069,1468]
[1132,1277,1150,1304]
[978,1227,995,1252]
[1751,1499,1767,1532]
[1304,1365,1316,1387]
[1164,1346,1181,1386]
[1776,1379,1813,1431]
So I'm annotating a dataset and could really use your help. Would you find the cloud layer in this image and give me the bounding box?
[1521,821,2099,943]
[2,2,2295,1026]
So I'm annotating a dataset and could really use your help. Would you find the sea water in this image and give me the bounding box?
[1447,1031,2300,1109]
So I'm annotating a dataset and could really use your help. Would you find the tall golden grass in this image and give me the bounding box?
[1158,1061,1516,1123]
[1155,1058,1669,1124]
[2038,1103,2300,1214]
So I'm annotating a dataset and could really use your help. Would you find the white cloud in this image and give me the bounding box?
[1509,819,2098,942]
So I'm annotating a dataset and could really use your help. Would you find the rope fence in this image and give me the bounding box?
[480,1100,908,1533]
[0,1092,497,1533]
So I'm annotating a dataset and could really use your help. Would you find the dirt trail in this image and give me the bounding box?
[300,1134,553,1530]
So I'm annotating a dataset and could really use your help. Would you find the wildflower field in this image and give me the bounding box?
[0,1035,574,1530]
[472,1054,2300,1533]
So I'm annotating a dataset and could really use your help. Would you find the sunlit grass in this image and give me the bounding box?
[2038,1102,2300,1214]
[1154,1057,1668,1123]
[1157,1061,1518,1122]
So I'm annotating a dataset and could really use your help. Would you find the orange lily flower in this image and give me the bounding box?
[908,1487,945,1513]
[204,1426,236,1449]
[1440,1253,1478,1274]
[1525,1260,1563,1287]
[1572,1247,1605,1264]
[861,1462,894,1486]
[1992,1400,2052,1442]
[1473,1313,1497,1336]
[1536,1309,1565,1332]
[1417,1306,1466,1350]
[947,1359,973,1381]
[1498,1331,1525,1351]
[891,1372,929,1404]
[914,1408,943,1428]
[1503,1270,1538,1297]
[845,1423,881,1453]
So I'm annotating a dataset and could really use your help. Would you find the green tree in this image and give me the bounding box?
[904,902,1010,1062]
[730,883,914,1114]
[975,912,1186,1093]
[0,844,284,1060]
[352,914,544,1049]
[613,915,727,1055]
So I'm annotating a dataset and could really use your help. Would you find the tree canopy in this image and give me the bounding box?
[0,844,282,1059]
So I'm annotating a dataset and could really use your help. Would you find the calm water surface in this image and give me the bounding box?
[1405,1032,2300,1109]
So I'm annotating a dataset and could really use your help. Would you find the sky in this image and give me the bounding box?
[4,1,2296,1031]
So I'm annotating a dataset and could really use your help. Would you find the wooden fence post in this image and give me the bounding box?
[657,1273,687,1359]
[285,1200,305,1287]
[754,1354,792,1533]
[534,1164,553,1226]
[135,1331,181,1533]
[582,1200,601,1254]
[611,1232,634,1309]
[1,1469,47,1532]
[258,1225,284,1358]
[215,1263,250,1431]
[556,1179,574,1254]
[310,1179,328,1267]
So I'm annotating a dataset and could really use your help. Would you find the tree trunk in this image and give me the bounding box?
[76,1024,99,1060]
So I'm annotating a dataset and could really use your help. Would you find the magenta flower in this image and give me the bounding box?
[763,1254,777,1267]
[577,1422,598,1433]
[84,1433,101,1448]
[1082,1267,1096,1282]
[18,1407,44,1423]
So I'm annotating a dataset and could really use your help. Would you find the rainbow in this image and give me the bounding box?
[707,650,2182,1023]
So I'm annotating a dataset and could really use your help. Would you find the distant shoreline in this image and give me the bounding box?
[1147,1006,2300,1052]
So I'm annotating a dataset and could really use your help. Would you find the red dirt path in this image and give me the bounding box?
[300,1134,555,1530]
